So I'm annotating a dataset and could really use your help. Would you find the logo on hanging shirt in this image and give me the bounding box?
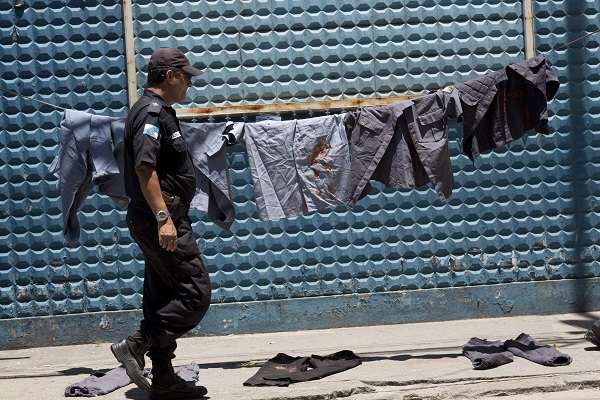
[170,131,182,140]
[143,124,160,139]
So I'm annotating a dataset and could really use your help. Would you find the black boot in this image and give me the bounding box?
[150,359,207,400]
[110,331,151,391]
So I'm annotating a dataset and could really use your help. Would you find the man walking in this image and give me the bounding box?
[111,48,211,399]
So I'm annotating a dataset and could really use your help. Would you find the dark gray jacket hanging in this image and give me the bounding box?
[456,55,559,160]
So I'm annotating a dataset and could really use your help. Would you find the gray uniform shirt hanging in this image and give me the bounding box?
[49,109,127,245]
[344,88,462,201]
[244,114,351,220]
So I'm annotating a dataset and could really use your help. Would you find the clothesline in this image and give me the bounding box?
[1,27,598,116]
[53,55,558,244]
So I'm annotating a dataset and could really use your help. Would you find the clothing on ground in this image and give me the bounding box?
[244,350,361,387]
[462,337,514,370]
[64,363,200,397]
[584,320,600,347]
[504,333,572,367]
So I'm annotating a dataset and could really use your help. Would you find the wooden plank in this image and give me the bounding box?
[522,0,537,59]
[176,94,426,119]
[122,0,139,107]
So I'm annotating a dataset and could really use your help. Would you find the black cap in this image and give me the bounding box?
[148,48,202,76]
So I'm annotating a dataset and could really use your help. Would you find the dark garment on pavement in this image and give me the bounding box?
[64,363,200,397]
[127,205,212,360]
[244,350,361,387]
[504,333,572,367]
[456,55,559,160]
[462,337,514,370]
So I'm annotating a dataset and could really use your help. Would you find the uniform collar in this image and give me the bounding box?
[143,89,167,103]
[143,89,176,113]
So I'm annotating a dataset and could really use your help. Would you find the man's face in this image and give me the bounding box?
[166,69,192,103]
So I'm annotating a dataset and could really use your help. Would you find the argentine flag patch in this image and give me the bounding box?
[143,124,160,139]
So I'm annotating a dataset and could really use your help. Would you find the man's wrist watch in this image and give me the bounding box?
[155,210,169,223]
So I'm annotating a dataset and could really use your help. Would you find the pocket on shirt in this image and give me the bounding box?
[355,113,384,146]
[415,108,447,143]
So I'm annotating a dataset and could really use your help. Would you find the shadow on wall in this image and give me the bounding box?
[564,2,592,312]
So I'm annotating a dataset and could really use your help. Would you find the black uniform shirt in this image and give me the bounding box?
[124,91,196,213]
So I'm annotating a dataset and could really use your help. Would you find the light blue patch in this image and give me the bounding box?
[143,124,160,139]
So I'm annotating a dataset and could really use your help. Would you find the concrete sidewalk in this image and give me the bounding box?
[1,312,600,400]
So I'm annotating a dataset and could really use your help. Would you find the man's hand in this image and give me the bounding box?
[136,164,178,252]
[158,218,177,252]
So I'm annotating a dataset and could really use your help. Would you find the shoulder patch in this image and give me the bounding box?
[147,101,163,115]
[143,124,160,139]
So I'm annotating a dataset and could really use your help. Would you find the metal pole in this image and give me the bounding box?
[522,0,537,59]
[122,0,139,106]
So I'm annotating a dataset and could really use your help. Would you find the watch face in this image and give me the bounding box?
[156,211,168,221]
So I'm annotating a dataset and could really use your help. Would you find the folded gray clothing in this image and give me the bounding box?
[462,337,514,370]
[504,333,572,367]
[64,363,200,397]
[584,320,600,347]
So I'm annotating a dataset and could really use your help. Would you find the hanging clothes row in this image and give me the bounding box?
[50,110,243,245]
[50,56,558,245]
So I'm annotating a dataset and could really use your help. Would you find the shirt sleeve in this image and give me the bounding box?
[131,105,162,169]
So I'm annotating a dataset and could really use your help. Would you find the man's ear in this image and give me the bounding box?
[165,69,175,81]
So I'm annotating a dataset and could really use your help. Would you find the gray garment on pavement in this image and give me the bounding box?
[462,337,514,370]
[584,320,600,347]
[49,109,128,246]
[244,114,351,220]
[456,55,559,160]
[345,88,462,201]
[504,333,572,367]
[51,110,240,244]
[182,121,242,230]
[64,363,200,397]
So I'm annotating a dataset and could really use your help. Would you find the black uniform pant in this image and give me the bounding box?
[127,205,211,363]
